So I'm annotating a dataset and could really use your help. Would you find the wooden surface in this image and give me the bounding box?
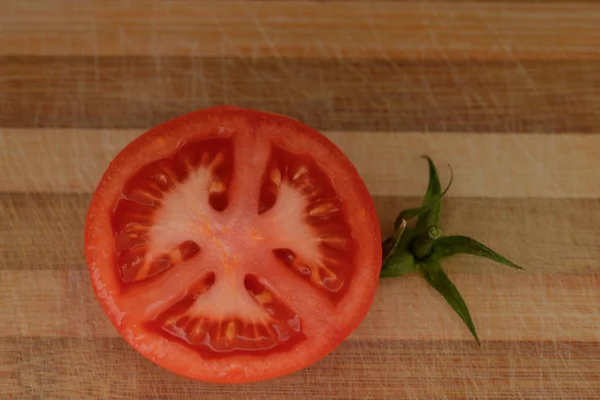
[1,1,599,399]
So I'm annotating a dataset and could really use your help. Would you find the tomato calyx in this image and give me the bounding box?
[380,156,525,346]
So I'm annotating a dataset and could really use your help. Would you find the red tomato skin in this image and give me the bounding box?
[84,106,382,383]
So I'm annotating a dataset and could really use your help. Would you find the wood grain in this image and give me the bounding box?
[3,268,600,343]
[2,194,598,341]
[1,2,600,60]
[2,194,598,272]
[1,57,599,132]
[2,129,599,196]
[3,338,600,399]
[1,0,599,398]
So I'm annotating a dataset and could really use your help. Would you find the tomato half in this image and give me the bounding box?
[84,106,382,383]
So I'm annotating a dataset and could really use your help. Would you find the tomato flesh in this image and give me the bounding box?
[85,106,381,383]
[147,272,304,357]
[112,138,233,282]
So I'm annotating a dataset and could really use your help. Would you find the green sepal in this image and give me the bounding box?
[380,251,417,278]
[416,156,442,233]
[382,218,407,261]
[382,236,396,260]
[382,224,417,268]
[381,225,419,278]
[393,162,453,230]
[433,235,524,271]
[420,257,481,346]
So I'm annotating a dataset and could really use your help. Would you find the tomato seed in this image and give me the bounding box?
[292,165,308,181]
[226,321,236,341]
[209,180,226,194]
[210,152,225,170]
[308,202,338,217]
[254,291,273,305]
[270,169,282,186]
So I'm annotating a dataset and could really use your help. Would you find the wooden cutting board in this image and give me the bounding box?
[1,1,599,399]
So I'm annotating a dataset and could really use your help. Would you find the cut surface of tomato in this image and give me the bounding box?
[84,106,382,383]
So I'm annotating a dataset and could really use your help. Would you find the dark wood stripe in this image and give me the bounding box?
[3,338,599,399]
[1,56,598,133]
[0,193,90,271]
[3,3,598,61]
[2,192,598,272]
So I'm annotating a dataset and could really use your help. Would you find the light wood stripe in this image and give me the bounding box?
[2,268,598,342]
[1,2,599,60]
[2,57,599,133]
[2,129,599,197]
[1,194,598,273]
[2,338,599,399]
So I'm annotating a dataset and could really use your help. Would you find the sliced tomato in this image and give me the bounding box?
[84,106,381,383]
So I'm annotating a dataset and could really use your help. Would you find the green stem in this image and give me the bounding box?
[413,226,441,259]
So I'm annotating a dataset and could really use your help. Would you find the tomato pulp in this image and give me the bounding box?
[84,106,382,383]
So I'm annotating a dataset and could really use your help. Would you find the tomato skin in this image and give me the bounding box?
[84,106,382,383]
